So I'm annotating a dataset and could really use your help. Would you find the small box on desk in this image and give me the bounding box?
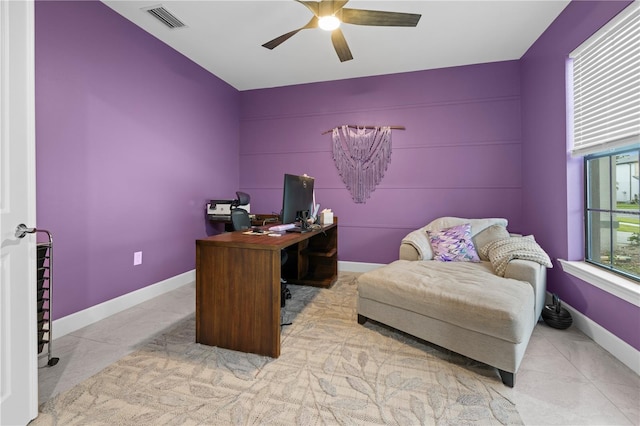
[319,209,334,225]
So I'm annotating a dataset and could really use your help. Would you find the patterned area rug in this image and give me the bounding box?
[33,273,522,425]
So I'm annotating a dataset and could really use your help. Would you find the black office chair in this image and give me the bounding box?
[229,192,291,306]
[230,191,251,230]
[231,208,251,230]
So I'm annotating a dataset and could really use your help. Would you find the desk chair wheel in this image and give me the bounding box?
[281,284,291,307]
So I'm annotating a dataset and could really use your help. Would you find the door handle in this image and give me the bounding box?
[15,224,36,239]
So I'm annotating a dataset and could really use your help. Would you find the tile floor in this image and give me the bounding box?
[37,278,639,425]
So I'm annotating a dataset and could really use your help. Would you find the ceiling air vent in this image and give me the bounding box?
[144,5,186,29]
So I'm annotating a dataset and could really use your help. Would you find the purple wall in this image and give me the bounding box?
[239,62,523,264]
[35,0,638,352]
[35,0,239,319]
[520,0,638,350]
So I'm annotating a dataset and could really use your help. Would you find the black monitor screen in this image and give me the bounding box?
[281,173,315,225]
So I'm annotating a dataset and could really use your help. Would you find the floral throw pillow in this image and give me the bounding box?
[427,223,480,262]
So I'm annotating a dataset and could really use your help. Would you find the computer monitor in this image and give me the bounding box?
[281,173,315,230]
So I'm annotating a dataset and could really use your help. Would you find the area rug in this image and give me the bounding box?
[34,273,522,425]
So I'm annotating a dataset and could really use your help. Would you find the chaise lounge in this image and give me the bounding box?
[356,217,552,387]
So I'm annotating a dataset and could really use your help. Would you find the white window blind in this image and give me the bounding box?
[571,2,640,157]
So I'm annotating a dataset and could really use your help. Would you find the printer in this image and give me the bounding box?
[206,192,250,221]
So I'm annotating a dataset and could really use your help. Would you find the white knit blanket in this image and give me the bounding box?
[479,236,552,276]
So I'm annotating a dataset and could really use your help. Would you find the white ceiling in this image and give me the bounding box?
[102,0,570,91]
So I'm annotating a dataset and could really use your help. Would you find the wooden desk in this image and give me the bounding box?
[196,221,338,358]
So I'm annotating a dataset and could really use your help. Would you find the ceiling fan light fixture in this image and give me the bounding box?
[262,2,421,62]
[318,15,340,31]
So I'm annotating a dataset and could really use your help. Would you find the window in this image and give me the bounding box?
[571,2,640,281]
[585,148,640,280]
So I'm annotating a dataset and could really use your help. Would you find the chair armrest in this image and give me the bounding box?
[504,259,547,319]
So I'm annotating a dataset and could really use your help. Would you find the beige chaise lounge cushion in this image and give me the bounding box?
[358,260,534,343]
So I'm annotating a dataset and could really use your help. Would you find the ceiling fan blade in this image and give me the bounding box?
[295,1,350,18]
[262,16,318,50]
[302,0,349,16]
[296,0,320,16]
[323,0,349,14]
[341,8,421,27]
[331,28,353,62]
[333,1,349,13]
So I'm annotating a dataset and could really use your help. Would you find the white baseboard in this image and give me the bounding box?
[338,260,384,273]
[52,269,195,339]
[561,300,640,375]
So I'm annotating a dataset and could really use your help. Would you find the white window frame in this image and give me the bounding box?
[584,148,640,281]
[559,260,640,307]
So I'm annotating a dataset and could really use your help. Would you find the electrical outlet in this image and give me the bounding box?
[134,251,142,266]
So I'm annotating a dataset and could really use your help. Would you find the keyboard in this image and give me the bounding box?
[268,223,296,232]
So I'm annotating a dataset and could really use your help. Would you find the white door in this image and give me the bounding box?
[0,0,38,424]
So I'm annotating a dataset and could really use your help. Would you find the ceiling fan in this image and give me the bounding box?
[262,0,421,62]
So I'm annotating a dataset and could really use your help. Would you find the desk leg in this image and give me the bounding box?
[196,245,281,358]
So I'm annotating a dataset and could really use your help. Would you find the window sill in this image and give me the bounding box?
[558,259,640,307]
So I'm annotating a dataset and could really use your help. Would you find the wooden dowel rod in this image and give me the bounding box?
[321,125,405,135]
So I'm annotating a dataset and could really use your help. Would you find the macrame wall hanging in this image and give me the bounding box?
[325,125,404,203]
